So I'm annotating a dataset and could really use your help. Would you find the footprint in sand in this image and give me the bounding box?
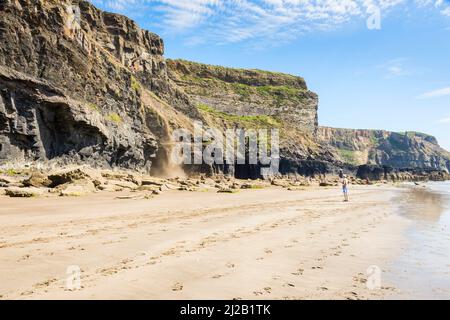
[291,268,304,276]
[264,249,273,254]
[284,283,295,288]
[353,274,367,284]
[172,282,183,291]
[18,254,31,261]
[226,262,235,269]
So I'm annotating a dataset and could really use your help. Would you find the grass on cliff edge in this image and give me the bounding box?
[337,148,358,165]
[181,75,307,105]
[197,103,281,129]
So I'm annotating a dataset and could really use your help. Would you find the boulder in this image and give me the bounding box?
[141,178,166,187]
[23,172,52,188]
[107,180,139,190]
[48,168,93,187]
[138,185,161,192]
[58,179,97,197]
[5,187,45,198]
[0,175,23,187]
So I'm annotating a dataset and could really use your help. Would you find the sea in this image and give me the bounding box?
[386,181,450,299]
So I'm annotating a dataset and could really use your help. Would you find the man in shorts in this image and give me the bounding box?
[342,174,349,202]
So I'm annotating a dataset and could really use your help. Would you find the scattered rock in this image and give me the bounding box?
[138,185,161,192]
[141,178,165,187]
[22,172,52,188]
[319,182,333,187]
[217,188,238,194]
[108,180,139,190]
[5,187,45,198]
[58,180,96,197]
[48,168,97,188]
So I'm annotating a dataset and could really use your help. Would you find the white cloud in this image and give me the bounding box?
[437,116,450,123]
[377,58,415,79]
[418,87,450,99]
[442,7,450,17]
[91,0,450,44]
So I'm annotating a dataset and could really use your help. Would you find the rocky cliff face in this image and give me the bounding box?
[167,59,319,135]
[0,0,449,179]
[319,127,450,172]
[0,0,199,171]
[167,59,341,178]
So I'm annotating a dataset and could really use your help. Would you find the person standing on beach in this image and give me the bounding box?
[341,174,349,202]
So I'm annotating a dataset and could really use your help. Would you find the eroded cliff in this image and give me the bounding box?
[319,127,450,172]
[0,0,198,172]
[0,0,449,179]
[167,59,319,135]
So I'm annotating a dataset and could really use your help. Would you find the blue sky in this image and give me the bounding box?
[91,0,450,150]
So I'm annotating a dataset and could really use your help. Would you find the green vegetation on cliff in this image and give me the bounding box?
[180,74,307,105]
[337,149,357,165]
[106,112,123,124]
[197,104,281,128]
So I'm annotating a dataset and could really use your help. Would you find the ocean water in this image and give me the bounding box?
[387,181,450,299]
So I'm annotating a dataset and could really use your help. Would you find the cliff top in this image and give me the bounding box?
[167,59,307,90]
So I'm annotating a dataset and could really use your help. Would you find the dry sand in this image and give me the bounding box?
[0,185,411,300]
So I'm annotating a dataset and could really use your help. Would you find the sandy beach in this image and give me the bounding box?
[0,184,417,300]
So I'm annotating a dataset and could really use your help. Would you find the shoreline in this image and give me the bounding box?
[0,184,413,300]
[384,182,450,300]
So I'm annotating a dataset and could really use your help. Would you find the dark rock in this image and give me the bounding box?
[5,187,45,197]
[23,172,52,188]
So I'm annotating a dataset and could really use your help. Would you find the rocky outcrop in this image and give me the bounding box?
[0,0,448,181]
[167,59,319,135]
[0,0,199,171]
[356,165,449,182]
[167,59,336,178]
[319,127,450,173]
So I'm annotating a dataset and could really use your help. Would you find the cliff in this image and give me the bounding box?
[0,0,449,179]
[167,59,338,177]
[167,59,318,135]
[0,0,198,172]
[319,127,450,172]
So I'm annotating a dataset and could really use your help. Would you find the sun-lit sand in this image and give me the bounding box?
[0,185,411,300]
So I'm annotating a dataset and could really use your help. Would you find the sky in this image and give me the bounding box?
[90,0,450,150]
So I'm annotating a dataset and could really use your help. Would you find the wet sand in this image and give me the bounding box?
[0,185,410,300]
[386,182,450,299]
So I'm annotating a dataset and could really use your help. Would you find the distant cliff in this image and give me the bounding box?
[319,127,450,172]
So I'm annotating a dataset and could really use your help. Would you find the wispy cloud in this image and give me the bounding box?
[91,0,450,45]
[418,87,450,99]
[437,116,450,123]
[376,58,418,79]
